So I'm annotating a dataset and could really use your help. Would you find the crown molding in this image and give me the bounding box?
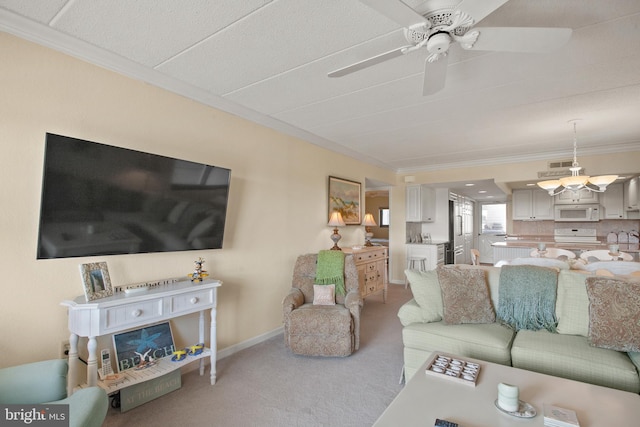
[396,141,640,174]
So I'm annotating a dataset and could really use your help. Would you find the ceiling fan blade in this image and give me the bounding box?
[455,0,509,23]
[360,0,427,28]
[467,27,572,53]
[423,55,449,96]
[328,46,410,78]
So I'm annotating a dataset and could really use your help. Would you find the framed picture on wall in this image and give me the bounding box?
[328,176,361,225]
[79,261,113,301]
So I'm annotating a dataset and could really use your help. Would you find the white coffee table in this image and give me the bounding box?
[374,352,640,426]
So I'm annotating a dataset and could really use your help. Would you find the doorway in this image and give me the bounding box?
[478,202,507,264]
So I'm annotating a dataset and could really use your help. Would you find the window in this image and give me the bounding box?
[379,208,389,228]
[481,203,506,234]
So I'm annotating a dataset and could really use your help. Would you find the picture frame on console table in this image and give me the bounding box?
[328,176,361,225]
[79,261,113,301]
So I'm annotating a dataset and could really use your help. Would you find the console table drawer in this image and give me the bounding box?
[104,299,164,331]
[169,288,215,315]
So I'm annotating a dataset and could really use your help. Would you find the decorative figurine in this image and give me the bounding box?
[133,348,157,370]
[188,257,209,282]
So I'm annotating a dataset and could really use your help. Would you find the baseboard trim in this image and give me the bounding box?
[217,326,284,360]
[180,326,284,374]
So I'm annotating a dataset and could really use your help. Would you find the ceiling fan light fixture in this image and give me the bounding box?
[426,32,452,54]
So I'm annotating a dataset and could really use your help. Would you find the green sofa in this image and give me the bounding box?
[0,359,108,427]
[399,265,640,393]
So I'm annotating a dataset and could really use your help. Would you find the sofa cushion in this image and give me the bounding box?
[628,351,640,375]
[402,321,514,366]
[555,270,592,337]
[288,303,352,335]
[404,269,443,323]
[511,330,640,393]
[437,266,495,324]
[586,277,640,352]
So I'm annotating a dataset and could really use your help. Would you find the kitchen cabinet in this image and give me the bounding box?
[406,185,436,222]
[512,189,554,220]
[407,243,445,270]
[601,183,624,219]
[554,188,599,204]
[624,177,639,211]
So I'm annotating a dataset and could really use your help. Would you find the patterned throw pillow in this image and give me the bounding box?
[437,266,495,325]
[313,284,336,305]
[586,277,640,351]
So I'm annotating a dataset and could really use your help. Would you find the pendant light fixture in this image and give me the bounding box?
[537,120,618,196]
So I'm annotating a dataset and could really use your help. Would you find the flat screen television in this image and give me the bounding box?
[37,133,231,259]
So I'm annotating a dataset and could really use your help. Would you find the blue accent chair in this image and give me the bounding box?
[0,359,108,427]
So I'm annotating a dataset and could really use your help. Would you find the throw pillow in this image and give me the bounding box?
[497,264,558,332]
[437,266,495,325]
[313,284,336,306]
[404,269,443,322]
[586,277,640,351]
[555,270,592,337]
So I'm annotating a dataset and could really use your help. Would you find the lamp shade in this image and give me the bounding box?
[362,213,377,227]
[588,175,618,187]
[328,211,345,227]
[537,180,561,191]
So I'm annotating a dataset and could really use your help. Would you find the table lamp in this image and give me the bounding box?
[328,211,346,250]
[362,213,377,246]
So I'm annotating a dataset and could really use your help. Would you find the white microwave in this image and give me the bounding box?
[554,204,600,222]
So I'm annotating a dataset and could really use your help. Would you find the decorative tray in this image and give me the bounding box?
[425,353,481,387]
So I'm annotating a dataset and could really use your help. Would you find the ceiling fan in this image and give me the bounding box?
[328,0,572,95]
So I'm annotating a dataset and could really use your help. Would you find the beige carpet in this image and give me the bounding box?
[102,284,412,427]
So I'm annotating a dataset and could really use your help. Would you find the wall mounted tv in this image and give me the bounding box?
[37,133,231,259]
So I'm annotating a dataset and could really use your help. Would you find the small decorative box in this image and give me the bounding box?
[425,353,481,386]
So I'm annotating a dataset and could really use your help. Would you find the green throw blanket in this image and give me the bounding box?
[497,264,558,332]
[315,250,345,296]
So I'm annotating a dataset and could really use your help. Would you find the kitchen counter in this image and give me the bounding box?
[492,240,640,254]
[406,239,449,245]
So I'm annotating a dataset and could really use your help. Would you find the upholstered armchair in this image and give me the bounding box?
[0,359,108,427]
[282,253,360,356]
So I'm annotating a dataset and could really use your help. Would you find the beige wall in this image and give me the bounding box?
[364,193,389,240]
[3,32,640,368]
[0,33,396,368]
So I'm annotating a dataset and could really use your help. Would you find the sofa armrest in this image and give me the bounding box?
[397,299,429,327]
[51,386,108,427]
[344,289,361,312]
[0,359,68,404]
[282,288,304,317]
[344,289,361,350]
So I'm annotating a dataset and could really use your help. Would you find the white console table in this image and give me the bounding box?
[61,279,221,395]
